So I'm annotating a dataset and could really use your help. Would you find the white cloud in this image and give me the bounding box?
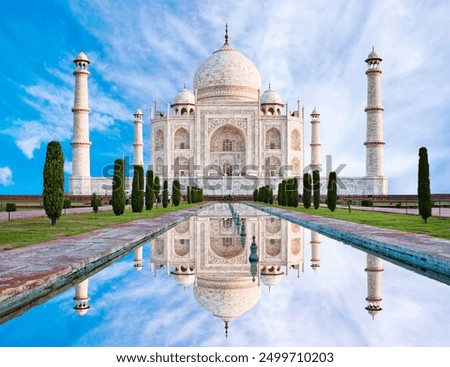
[0,166,14,186]
[4,0,449,192]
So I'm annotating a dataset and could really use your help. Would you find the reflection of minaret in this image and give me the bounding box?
[365,254,383,319]
[310,231,321,271]
[73,279,90,316]
[134,246,143,271]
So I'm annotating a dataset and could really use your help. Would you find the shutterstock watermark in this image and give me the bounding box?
[99,155,349,192]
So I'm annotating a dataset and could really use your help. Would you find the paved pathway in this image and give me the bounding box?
[0,204,208,323]
[0,205,113,222]
[338,205,450,218]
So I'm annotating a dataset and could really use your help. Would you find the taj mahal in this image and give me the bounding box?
[68,27,387,197]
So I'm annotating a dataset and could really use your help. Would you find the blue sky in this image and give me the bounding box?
[0,0,449,194]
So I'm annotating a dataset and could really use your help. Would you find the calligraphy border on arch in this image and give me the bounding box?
[208,117,247,133]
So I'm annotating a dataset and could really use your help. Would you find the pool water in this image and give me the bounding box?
[0,203,449,347]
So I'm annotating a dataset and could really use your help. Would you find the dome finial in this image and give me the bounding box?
[268,82,271,90]
[225,320,229,338]
[225,23,229,45]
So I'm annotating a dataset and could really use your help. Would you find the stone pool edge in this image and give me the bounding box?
[245,202,450,281]
[0,204,211,324]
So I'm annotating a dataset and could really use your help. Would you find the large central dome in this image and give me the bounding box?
[193,39,261,102]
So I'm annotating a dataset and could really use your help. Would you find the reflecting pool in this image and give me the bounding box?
[0,203,449,347]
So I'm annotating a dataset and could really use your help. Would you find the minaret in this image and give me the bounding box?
[133,109,144,167]
[73,279,90,316]
[364,47,386,191]
[134,246,144,271]
[310,231,321,271]
[310,107,321,172]
[69,50,92,195]
[365,254,383,319]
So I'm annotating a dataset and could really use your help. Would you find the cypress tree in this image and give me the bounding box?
[172,179,181,206]
[313,170,320,209]
[91,193,99,215]
[154,176,161,203]
[162,180,169,208]
[112,159,126,215]
[327,171,337,212]
[269,187,274,205]
[43,141,65,225]
[187,186,191,204]
[303,173,312,209]
[63,197,71,215]
[131,165,144,212]
[145,170,154,210]
[285,178,294,207]
[418,147,432,223]
[280,180,287,206]
[253,188,258,202]
[292,177,299,208]
[200,188,204,202]
[277,183,282,205]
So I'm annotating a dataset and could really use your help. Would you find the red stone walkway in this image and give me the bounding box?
[0,204,208,323]
[0,205,112,222]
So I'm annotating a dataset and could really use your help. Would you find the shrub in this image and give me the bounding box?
[43,141,64,225]
[418,146,431,223]
[112,159,126,215]
[131,165,144,212]
[313,170,320,209]
[154,176,161,203]
[91,193,100,214]
[172,179,181,206]
[162,180,169,208]
[145,170,154,210]
[361,199,373,207]
[187,186,191,204]
[63,198,71,214]
[6,203,16,221]
[303,173,312,209]
[327,171,337,212]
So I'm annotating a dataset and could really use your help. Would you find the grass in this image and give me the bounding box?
[268,204,450,240]
[0,203,200,249]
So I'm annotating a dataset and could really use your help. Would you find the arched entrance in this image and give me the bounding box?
[209,125,246,176]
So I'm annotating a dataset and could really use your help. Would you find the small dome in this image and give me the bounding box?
[311,106,320,115]
[261,86,283,105]
[134,108,143,116]
[173,88,195,105]
[173,273,195,286]
[366,47,382,62]
[73,50,90,64]
[261,273,283,287]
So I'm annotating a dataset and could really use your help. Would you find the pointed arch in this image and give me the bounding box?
[155,129,164,151]
[174,127,190,149]
[265,156,281,176]
[266,127,281,149]
[292,157,301,175]
[291,129,301,151]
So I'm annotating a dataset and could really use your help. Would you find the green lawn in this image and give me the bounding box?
[270,204,450,240]
[0,203,200,249]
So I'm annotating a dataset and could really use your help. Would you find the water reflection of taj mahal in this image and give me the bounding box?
[74,204,384,333]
